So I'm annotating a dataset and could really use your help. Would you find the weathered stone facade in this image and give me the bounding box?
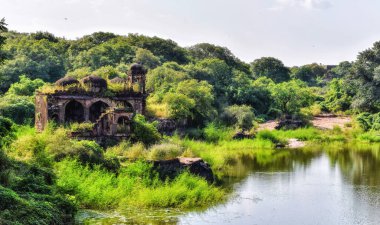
[35,63,147,138]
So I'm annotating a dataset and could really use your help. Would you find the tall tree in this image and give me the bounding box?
[0,18,8,63]
[350,41,380,112]
[250,57,290,83]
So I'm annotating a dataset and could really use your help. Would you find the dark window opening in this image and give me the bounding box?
[117,116,130,133]
[65,100,84,123]
[125,102,134,112]
[89,101,109,122]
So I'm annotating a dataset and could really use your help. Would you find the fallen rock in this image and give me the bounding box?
[153,157,214,183]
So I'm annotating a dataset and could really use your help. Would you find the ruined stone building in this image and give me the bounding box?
[35,63,147,138]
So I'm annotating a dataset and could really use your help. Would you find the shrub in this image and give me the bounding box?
[69,122,94,133]
[0,116,15,148]
[148,143,183,160]
[221,105,255,131]
[131,114,161,146]
[356,113,380,131]
[203,122,233,142]
[105,141,147,160]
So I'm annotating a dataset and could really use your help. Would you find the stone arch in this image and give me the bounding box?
[124,101,134,112]
[88,98,114,108]
[89,100,110,122]
[65,100,85,123]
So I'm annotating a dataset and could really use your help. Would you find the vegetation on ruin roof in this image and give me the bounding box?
[37,77,141,96]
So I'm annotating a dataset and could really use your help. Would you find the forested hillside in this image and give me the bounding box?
[0,29,379,129]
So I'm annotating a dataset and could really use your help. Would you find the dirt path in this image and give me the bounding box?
[258,115,352,131]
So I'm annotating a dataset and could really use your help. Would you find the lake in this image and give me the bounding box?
[77,145,380,225]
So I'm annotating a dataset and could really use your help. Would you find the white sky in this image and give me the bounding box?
[1,0,380,66]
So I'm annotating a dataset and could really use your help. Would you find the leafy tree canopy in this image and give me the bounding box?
[250,57,290,83]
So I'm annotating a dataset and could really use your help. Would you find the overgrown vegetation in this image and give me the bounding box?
[1,18,380,224]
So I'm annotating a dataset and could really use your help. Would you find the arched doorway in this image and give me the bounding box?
[65,100,84,123]
[89,101,109,122]
[117,116,130,134]
[125,101,134,112]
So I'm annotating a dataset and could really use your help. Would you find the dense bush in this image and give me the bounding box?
[131,114,161,146]
[356,113,380,131]
[221,105,255,131]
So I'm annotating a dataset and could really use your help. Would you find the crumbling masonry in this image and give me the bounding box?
[35,63,147,138]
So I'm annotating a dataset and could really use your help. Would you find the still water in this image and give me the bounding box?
[78,147,380,225]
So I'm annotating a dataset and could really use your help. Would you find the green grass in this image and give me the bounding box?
[55,160,225,210]
[356,131,380,143]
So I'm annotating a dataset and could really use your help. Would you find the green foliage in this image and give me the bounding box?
[6,75,45,96]
[55,159,224,209]
[270,80,315,116]
[146,62,189,95]
[188,43,250,73]
[256,130,286,145]
[69,122,94,133]
[222,105,255,131]
[147,143,183,160]
[0,18,8,63]
[322,78,353,112]
[203,123,233,143]
[163,93,195,120]
[250,57,290,83]
[125,34,189,64]
[0,35,66,91]
[291,63,327,86]
[71,37,135,70]
[8,126,118,170]
[0,116,15,148]
[105,141,147,160]
[131,114,161,146]
[356,113,380,131]
[133,48,161,69]
[350,41,380,112]
[176,79,216,123]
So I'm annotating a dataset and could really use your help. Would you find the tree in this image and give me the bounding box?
[126,34,189,64]
[146,62,189,99]
[133,48,161,69]
[72,37,135,70]
[228,71,273,115]
[188,58,232,101]
[0,35,67,92]
[6,75,45,96]
[349,41,380,112]
[291,63,327,86]
[250,57,290,83]
[270,80,315,116]
[322,78,353,112]
[163,93,195,120]
[188,43,250,73]
[176,79,216,123]
[0,18,8,63]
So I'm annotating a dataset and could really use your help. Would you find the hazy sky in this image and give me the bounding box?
[1,0,380,66]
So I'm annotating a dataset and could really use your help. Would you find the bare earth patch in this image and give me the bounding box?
[287,138,306,148]
[311,115,351,130]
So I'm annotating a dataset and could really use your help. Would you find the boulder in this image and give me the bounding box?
[153,157,214,183]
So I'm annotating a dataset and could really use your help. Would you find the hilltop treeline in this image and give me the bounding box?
[0,30,379,130]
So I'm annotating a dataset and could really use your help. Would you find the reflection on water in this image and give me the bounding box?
[78,144,380,225]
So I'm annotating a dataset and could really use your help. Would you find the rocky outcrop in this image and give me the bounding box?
[153,157,214,183]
